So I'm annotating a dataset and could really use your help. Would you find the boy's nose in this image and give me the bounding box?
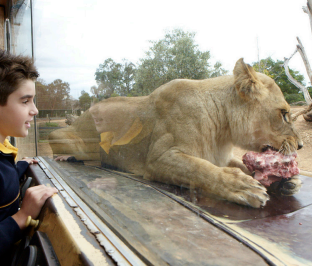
[30,105,39,116]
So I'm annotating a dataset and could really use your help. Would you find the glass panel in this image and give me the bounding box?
[11,0,33,56]
[41,156,271,265]
[9,0,36,159]
[30,0,312,263]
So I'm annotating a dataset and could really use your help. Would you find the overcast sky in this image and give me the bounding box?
[33,0,312,99]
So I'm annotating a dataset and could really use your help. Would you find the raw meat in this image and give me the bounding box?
[242,149,300,187]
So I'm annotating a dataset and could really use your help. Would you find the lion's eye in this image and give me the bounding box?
[282,111,289,123]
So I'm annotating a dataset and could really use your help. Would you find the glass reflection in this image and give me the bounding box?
[29,0,312,264]
[10,0,35,159]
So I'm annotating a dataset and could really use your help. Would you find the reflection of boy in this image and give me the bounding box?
[0,50,57,265]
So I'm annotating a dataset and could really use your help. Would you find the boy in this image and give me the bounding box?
[0,50,57,264]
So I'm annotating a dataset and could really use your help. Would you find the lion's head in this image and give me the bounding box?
[233,58,302,155]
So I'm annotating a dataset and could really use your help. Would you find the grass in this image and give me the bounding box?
[45,122,59,127]
[39,129,54,140]
[39,123,60,140]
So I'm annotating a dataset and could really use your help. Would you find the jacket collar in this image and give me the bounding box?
[0,139,18,160]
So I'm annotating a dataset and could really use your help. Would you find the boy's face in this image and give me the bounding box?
[0,79,38,143]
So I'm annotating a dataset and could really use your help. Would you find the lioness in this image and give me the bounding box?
[49,58,302,208]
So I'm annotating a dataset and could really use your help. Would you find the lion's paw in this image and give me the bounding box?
[220,168,269,208]
[268,175,302,196]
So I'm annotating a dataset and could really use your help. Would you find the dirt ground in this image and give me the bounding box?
[37,106,312,174]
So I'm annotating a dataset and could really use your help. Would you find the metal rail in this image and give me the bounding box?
[36,156,146,266]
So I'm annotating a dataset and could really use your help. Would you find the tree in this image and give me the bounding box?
[134,29,227,96]
[210,62,228,78]
[36,78,71,115]
[94,29,228,98]
[67,96,79,115]
[48,79,71,110]
[283,0,312,121]
[35,78,48,109]
[252,57,307,103]
[94,58,136,98]
[95,58,123,97]
[79,90,92,111]
[122,60,136,96]
[90,85,100,98]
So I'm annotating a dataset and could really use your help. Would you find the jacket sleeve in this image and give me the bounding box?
[16,161,29,181]
[0,216,22,256]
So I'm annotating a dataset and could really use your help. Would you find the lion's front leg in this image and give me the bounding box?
[227,157,251,175]
[144,150,269,208]
[228,158,302,197]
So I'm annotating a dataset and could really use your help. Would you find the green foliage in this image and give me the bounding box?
[110,93,120,97]
[284,93,305,104]
[210,62,228,78]
[252,57,310,103]
[134,29,227,95]
[94,59,136,98]
[36,78,71,114]
[45,122,59,127]
[93,29,228,98]
[79,90,92,111]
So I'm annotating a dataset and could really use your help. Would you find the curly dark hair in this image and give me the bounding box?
[0,49,39,106]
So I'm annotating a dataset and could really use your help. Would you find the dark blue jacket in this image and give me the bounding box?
[0,152,28,264]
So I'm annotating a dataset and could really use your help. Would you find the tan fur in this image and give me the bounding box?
[49,59,302,208]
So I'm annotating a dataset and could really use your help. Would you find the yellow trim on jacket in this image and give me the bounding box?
[0,139,18,160]
[0,191,20,209]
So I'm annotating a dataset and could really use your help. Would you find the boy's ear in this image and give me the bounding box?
[233,58,267,101]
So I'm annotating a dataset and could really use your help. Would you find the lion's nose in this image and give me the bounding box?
[298,143,303,150]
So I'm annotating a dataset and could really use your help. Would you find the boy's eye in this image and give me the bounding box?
[23,100,29,104]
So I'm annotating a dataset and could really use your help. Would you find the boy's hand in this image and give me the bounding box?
[22,157,38,165]
[54,155,71,161]
[12,185,58,230]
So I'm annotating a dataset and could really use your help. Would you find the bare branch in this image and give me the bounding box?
[291,103,312,121]
[281,1,312,122]
[288,47,299,61]
[305,0,312,32]
[283,52,312,104]
[296,37,312,83]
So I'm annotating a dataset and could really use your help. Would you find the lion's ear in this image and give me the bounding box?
[233,58,267,101]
